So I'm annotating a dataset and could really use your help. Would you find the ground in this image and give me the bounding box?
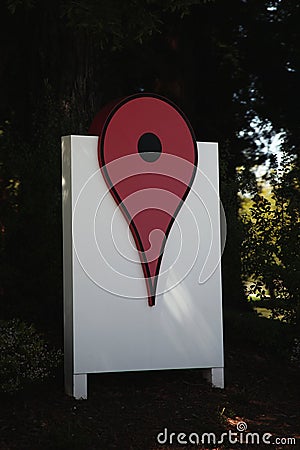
[0,311,299,450]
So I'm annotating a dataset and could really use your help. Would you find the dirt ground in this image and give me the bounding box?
[0,315,299,450]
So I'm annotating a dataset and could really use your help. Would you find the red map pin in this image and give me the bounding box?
[89,94,197,306]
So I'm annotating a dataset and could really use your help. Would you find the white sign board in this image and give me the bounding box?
[62,135,224,399]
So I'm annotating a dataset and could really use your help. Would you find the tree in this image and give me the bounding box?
[241,150,300,325]
[0,0,299,325]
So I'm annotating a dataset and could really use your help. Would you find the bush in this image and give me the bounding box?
[0,319,62,393]
[290,338,300,367]
[224,309,295,361]
[240,151,300,326]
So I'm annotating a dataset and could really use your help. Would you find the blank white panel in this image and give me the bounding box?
[62,136,223,380]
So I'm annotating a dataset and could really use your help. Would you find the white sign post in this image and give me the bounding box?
[62,135,224,399]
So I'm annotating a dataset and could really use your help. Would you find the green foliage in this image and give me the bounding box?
[241,150,300,325]
[290,338,300,367]
[6,0,35,14]
[0,81,85,323]
[0,319,62,393]
[6,0,211,50]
